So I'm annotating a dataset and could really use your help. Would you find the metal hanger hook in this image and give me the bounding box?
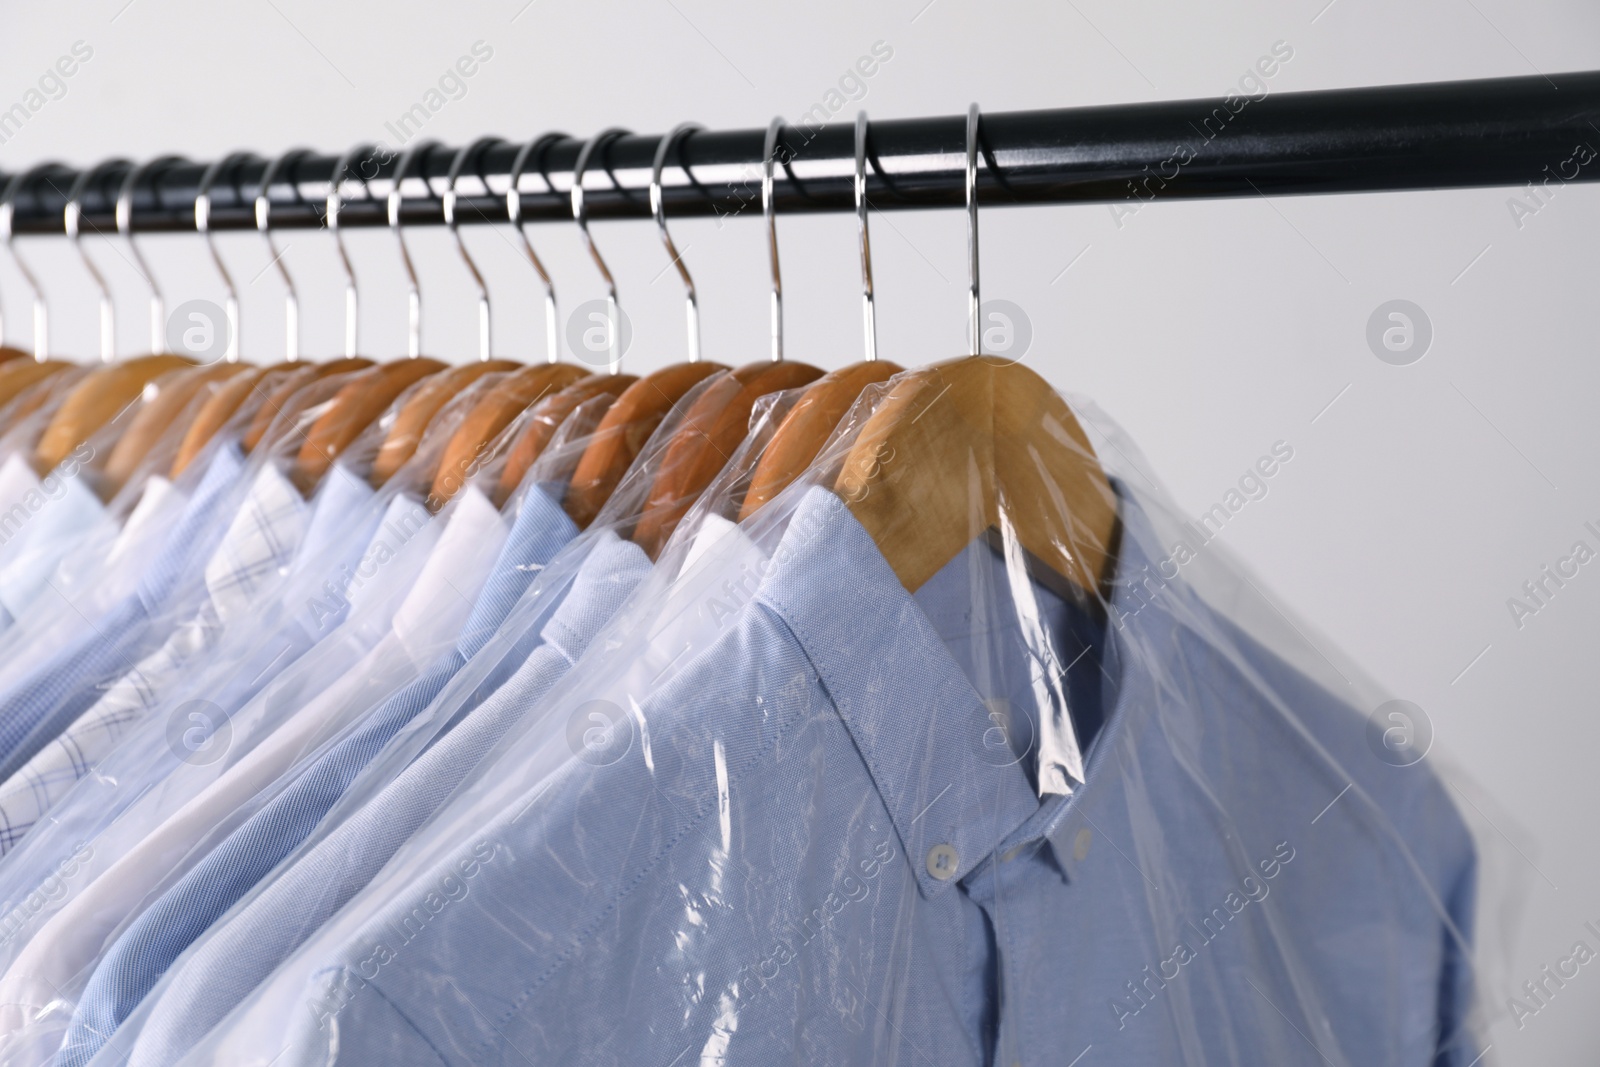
[445,136,503,363]
[855,112,877,363]
[967,103,982,356]
[327,143,377,358]
[196,152,256,363]
[67,158,130,362]
[118,155,187,354]
[572,127,630,375]
[763,118,785,363]
[651,122,703,363]
[389,140,441,359]
[256,147,313,362]
[1,163,63,361]
[508,132,566,364]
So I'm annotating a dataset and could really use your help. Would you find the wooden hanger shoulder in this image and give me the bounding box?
[102,362,253,496]
[369,359,522,488]
[563,361,727,530]
[241,358,374,454]
[0,361,74,423]
[633,359,823,558]
[488,371,635,509]
[834,356,1117,599]
[0,347,28,367]
[738,359,902,521]
[172,363,295,476]
[291,358,446,493]
[430,362,592,508]
[34,354,195,476]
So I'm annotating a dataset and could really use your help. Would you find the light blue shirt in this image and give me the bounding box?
[0,462,393,945]
[122,526,653,1067]
[0,441,247,782]
[267,483,1478,1066]
[57,485,582,1067]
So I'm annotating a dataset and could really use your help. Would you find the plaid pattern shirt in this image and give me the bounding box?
[0,463,308,856]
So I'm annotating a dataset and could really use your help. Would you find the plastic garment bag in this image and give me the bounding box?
[0,363,378,947]
[0,373,203,697]
[93,380,802,1066]
[52,386,609,1067]
[0,367,97,634]
[168,368,1501,1063]
[0,369,495,1060]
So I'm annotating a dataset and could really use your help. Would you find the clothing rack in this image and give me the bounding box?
[4,70,1599,235]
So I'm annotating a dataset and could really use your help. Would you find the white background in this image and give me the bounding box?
[1,0,1598,1061]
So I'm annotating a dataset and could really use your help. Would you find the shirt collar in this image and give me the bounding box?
[300,463,379,570]
[390,486,508,659]
[202,461,312,625]
[456,483,578,660]
[539,528,652,664]
[755,479,1183,899]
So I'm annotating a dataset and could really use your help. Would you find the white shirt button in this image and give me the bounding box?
[926,843,960,880]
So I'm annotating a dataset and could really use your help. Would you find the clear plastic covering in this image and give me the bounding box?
[39,357,1481,1067]
[0,361,478,1061]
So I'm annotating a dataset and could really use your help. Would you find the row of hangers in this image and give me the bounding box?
[0,107,1116,602]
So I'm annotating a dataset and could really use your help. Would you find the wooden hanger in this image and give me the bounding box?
[362,141,505,486]
[0,361,74,422]
[175,148,363,475]
[489,371,634,508]
[374,139,597,489]
[0,165,75,425]
[738,359,901,520]
[834,356,1116,598]
[32,158,198,474]
[629,124,827,555]
[134,151,271,485]
[102,362,252,495]
[546,129,732,527]
[432,363,592,506]
[290,357,444,494]
[562,362,725,528]
[370,360,522,486]
[835,108,1117,600]
[239,358,373,454]
[425,135,601,506]
[633,359,821,556]
[33,354,195,474]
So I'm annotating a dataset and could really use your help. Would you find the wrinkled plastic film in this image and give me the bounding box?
[0,370,667,1065]
[107,378,812,1065]
[0,368,498,1062]
[180,362,1496,1067]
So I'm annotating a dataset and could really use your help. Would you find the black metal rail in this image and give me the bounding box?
[4,70,1599,235]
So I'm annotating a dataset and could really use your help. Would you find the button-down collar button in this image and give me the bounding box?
[926,843,960,880]
[1073,827,1093,862]
[1001,843,1026,864]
